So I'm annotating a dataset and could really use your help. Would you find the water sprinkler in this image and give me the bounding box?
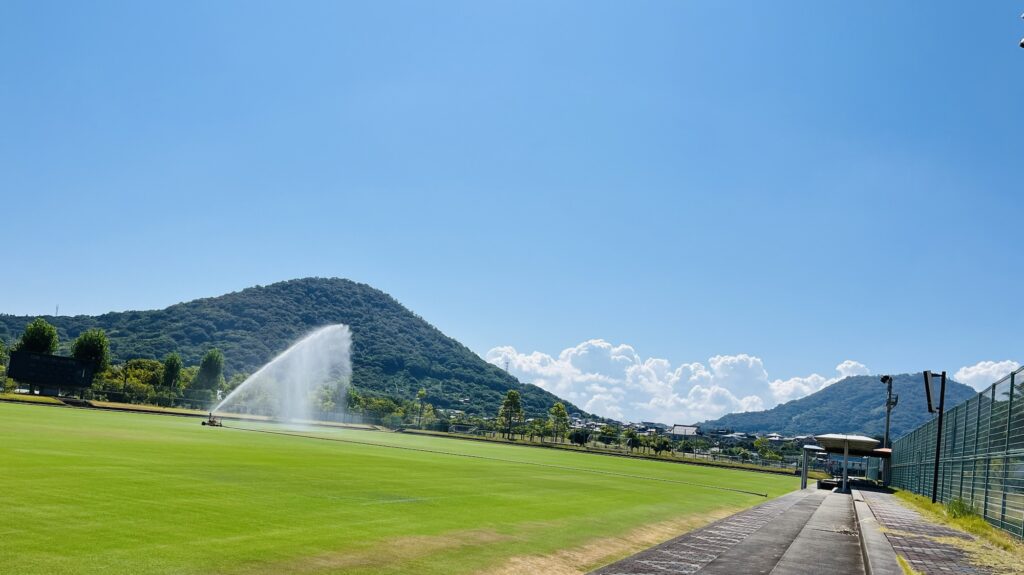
[202,412,222,427]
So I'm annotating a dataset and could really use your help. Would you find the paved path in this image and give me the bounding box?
[860,490,992,575]
[591,489,865,575]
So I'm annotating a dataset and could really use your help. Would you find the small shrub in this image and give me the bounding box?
[945,497,975,519]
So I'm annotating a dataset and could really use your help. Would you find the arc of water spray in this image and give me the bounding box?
[213,324,352,423]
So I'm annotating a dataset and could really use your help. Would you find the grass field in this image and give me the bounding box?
[0,402,797,575]
[0,392,65,405]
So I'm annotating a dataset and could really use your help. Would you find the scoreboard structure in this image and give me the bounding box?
[7,351,95,395]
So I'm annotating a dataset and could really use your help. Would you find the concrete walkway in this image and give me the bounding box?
[859,489,992,575]
[591,489,866,575]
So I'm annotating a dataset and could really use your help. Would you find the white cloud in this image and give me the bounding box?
[485,340,868,424]
[954,360,1021,391]
[768,373,830,404]
[768,360,871,404]
[836,360,871,378]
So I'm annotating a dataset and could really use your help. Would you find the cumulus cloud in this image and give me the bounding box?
[485,340,867,424]
[768,360,871,404]
[836,360,871,378]
[954,360,1021,391]
[768,373,830,404]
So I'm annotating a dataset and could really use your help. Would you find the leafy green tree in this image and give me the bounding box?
[652,436,672,456]
[416,387,427,427]
[548,402,570,443]
[72,329,110,373]
[223,371,248,393]
[364,397,400,420]
[526,419,547,442]
[15,318,58,354]
[598,424,620,447]
[191,349,225,391]
[568,428,591,447]
[315,385,336,412]
[623,429,642,452]
[618,427,634,450]
[382,407,405,429]
[419,403,438,428]
[161,353,183,389]
[123,379,151,403]
[754,436,779,459]
[94,359,163,404]
[498,390,523,439]
[179,366,199,389]
[0,339,8,392]
[346,388,365,412]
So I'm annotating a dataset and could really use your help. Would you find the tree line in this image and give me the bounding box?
[473,389,795,461]
[1,318,230,407]
[490,389,675,453]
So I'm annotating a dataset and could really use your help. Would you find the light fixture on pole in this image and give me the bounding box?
[880,375,898,449]
[880,375,898,486]
[923,370,947,504]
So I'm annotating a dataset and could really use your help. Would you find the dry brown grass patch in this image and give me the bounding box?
[479,506,743,575]
[239,529,511,575]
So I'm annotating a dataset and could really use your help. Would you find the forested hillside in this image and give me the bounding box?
[700,373,978,439]
[0,278,585,418]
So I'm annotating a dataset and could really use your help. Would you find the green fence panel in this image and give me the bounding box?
[891,368,1024,539]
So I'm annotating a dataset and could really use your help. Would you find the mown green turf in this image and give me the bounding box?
[0,403,797,574]
[0,393,65,405]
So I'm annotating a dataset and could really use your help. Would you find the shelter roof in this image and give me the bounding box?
[813,434,881,457]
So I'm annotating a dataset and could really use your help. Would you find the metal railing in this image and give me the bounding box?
[890,366,1024,538]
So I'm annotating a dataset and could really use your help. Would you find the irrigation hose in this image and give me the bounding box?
[219,424,769,498]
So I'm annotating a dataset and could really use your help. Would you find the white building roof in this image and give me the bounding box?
[813,434,879,456]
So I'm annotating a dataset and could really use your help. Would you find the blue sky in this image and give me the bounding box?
[2,2,1022,421]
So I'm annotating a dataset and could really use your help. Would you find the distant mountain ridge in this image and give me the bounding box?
[700,373,977,439]
[0,278,588,418]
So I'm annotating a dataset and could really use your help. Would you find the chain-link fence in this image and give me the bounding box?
[890,366,1024,538]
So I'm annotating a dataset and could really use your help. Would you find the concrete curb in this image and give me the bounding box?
[852,489,902,575]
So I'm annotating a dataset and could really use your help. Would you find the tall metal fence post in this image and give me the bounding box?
[950,406,960,499]
[973,395,982,504]
[983,385,994,524]
[931,371,947,504]
[1000,372,1014,528]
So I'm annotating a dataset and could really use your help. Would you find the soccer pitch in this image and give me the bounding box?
[0,402,797,574]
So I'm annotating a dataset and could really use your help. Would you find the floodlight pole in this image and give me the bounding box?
[882,376,894,449]
[880,375,898,486]
[924,370,947,504]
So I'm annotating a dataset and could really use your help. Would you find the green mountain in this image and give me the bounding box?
[0,278,585,418]
[700,373,978,439]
